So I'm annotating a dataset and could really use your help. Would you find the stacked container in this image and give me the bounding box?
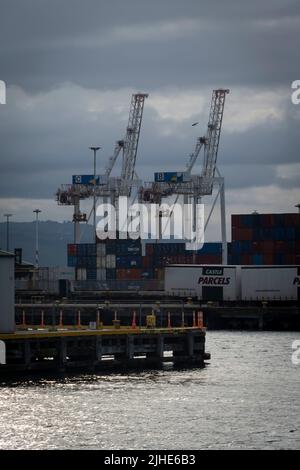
[68,240,224,282]
[230,213,300,265]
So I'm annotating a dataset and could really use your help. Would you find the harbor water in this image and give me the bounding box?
[0,331,299,450]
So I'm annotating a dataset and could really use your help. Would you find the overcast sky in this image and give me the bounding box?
[0,0,299,240]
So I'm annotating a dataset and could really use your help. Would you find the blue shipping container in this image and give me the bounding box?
[116,255,142,268]
[252,253,263,265]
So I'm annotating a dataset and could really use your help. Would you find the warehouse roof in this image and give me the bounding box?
[0,250,15,257]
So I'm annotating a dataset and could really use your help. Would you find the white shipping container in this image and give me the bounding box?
[77,268,87,281]
[106,254,116,269]
[48,267,75,281]
[165,264,237,301]
[96,255,106,268]
[241,266,300,301]
[97,268,106,280]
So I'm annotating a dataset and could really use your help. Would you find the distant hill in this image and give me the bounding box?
[0,221,94,266]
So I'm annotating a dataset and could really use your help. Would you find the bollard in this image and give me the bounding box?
[192,310,196,327]
[167,312,171,329]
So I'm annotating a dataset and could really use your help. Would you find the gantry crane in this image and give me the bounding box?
[56,93,148,242]
[140,88,229,263]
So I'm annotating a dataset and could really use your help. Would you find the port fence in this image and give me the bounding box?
[14,303,203,330]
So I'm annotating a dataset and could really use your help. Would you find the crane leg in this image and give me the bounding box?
[219,178,227,265]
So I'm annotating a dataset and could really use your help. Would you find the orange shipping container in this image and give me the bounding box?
[116,268,142,280]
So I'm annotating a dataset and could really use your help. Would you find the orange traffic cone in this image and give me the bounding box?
[131,311,137,329]
[197,311,204,328]
[167,312,171,328]
[40,310,45,328]
[192,310,196,327]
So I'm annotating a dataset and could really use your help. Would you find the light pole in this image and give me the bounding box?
[33,209,41,268]
[3,214,12,252]
[89,146,101,238]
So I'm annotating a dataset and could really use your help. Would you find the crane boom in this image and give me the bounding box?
[121,93,148,194]
[185,136,206,174]
[201,89,229,192]
[104,140,124,177]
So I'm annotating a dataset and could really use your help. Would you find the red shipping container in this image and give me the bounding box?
[195,254,222,264]
[232,215,242,228]
[146,244,154,256]
[284,213,300,226]
[285,254,297,265]
[263,253,274,265]
[262,241,275,253]
[116,268,142,280]
[241,254,252,264]
[261,214,274,227]
[142,255,152,268]
[235,228,253,241]
[232,227,237,241]
[251,241,264,252]
[68,244,77,255]
[273,240,288,253]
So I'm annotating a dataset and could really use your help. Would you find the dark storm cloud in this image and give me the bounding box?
[0,1,299,91]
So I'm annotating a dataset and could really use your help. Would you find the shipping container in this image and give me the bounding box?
[86,268,97,280]
[97,268,106,280]
[241,266,300,301]
[142,255,152,268]
[96,243,106,256]
[67,255,77,267]
[96,255,106,269]
[67,244,77,255]
[116,255,142,268]
[165,265,238,301]
[106,254,116,269]
[76,268,87,281]
[116,268,142,280]
[106,268,116,280]
[42,267,75,281]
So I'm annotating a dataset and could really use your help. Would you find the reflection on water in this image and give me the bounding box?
[0,331,299,449]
